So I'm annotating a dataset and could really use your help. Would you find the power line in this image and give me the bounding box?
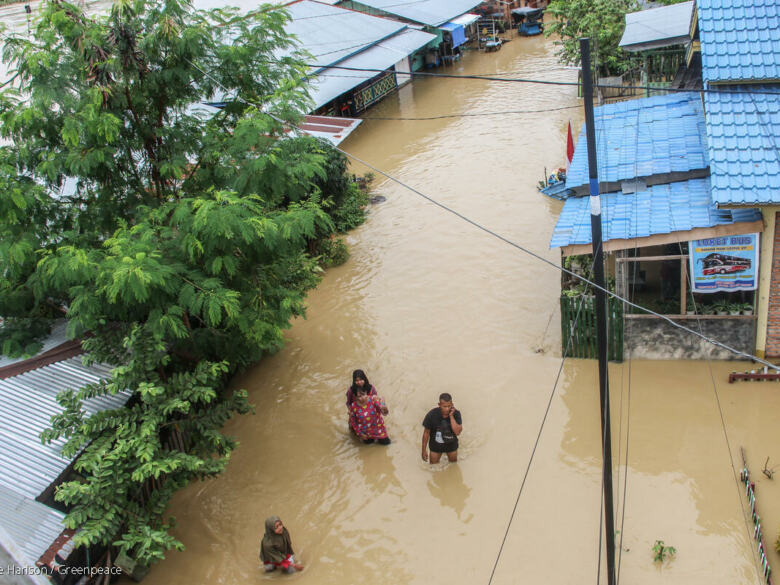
[669,230,766,584]
[185,58,780,371]
[614,102,643,585]
[487,270,596,585]
[359,104,582,120]
[303,63,780,96]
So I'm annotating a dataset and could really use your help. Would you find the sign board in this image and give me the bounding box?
[688,234,759,293]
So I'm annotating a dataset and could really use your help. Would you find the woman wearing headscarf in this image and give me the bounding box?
[260,516,304,573]
[346,369,388,413]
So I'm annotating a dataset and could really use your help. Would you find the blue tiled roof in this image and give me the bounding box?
[698,0,780,85]
[565,92,708,192]
[705,86,780,204]
[549,178,762,249]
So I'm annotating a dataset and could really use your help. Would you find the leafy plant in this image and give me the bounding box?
[712,300,730,314]
[1,0,366,567]
[562,284,588,298]
[316,237,350,268]
[0,317,51,358]
[544,0,639,76]
[652,540,676,563]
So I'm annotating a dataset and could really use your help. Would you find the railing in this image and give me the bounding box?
[560,295,624,361]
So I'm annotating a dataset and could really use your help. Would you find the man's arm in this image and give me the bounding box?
[450,410,463,436]
[421,428,430,461]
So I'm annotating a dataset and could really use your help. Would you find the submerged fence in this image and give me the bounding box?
[560,295,624,361]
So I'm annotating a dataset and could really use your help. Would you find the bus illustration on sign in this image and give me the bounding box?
[698,253,752,276]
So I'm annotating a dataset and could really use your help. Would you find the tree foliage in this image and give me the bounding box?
[1,0,367,565]
[544,0,639,75]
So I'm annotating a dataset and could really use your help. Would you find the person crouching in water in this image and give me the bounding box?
[260,516,304,573]
[349,386,391,445]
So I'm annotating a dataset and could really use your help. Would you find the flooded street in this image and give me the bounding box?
[1,4,779,582]
[133,34,780,585]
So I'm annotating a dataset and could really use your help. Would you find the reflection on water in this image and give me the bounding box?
[427,464,472,522]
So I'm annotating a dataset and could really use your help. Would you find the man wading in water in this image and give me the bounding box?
[421,393,463,463]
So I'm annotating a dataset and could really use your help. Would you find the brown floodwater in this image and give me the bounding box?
[1,5,778,581]
[133,33,780,585]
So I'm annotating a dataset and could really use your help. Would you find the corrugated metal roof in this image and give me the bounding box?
[619,1,693,51]
[0,484,65,566]
[192,0,433,110]
[299,115,363,144]
[377,27,435,55]
[450,12,480,26]
[698,0,780,84]
[565,92,708,193]
[308,27,434,108]
[286,1,408,69]
[549,178,762,249]
[0,321,69,369]
[705,86,780,205]
[190,0,408,70]
[348,0,483,27]
[0,357,130,500]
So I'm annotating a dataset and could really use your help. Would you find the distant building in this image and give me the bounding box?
[195,0,437,117]
[336,0,483,65]
[693,0,780,358]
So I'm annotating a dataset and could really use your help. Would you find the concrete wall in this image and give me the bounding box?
[625,316,756,360]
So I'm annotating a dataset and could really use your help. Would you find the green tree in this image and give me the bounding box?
[544,0,639,75]
[1,0,365,566]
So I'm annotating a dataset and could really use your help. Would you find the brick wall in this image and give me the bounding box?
[765,212,780,356]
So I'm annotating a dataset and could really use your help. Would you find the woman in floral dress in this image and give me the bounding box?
[349,386,390,445]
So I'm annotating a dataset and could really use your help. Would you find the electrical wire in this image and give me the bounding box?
[486,271,596,585]
[614,100,643,585]
[184,38,777,585]
[185,56,780,373]
[301,63,780,97]
[359,104,582,120]
[672,238,765,585]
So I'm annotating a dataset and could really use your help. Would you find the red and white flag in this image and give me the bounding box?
[565,120,575,172]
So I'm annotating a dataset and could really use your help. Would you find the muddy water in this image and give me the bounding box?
[2,4,779,580]
[131,33,780,585]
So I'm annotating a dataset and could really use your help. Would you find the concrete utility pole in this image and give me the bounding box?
[579,37,617,585]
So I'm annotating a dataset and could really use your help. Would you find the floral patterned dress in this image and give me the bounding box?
[349,397,389,440]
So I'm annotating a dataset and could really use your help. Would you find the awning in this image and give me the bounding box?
[549,178,764,256]
[511,7,543,17]
[308,28,435,109]
[449,13,480,26]
[299,115,362,146]
[440,22,466,48]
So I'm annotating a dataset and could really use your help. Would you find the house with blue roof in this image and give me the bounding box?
[694,0,780,359]
[548,0,780,360]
